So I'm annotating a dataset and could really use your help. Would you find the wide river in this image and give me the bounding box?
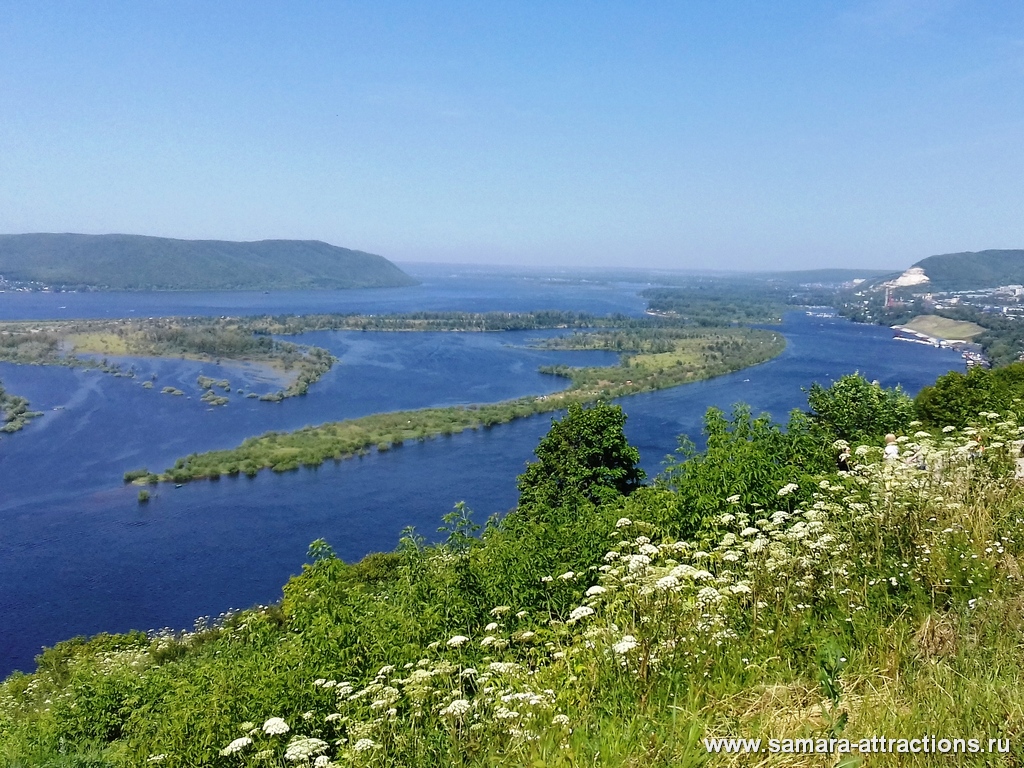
[0,266,963,675]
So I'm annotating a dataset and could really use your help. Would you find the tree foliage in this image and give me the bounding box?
[517,402,645,514]
[807,373,914,443]
[659,405,830,536]
[915,362,1024,427]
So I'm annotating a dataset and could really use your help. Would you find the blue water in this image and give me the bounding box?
[0,276,963,676]
[0,263,649,320]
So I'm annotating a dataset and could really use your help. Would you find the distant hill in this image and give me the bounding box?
[912,249,1024,291]
[0,233,419,291]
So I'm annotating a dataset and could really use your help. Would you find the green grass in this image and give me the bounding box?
[900,314,984,340]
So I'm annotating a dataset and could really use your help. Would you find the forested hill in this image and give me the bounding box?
[913,249,1024,291]
[0,233,419,290]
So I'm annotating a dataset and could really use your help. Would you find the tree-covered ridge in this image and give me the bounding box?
[913,249,1024,291]
[127,327,784,484]
[0,381,41,435]
[5,377,1024,765]
[0,234,418,290]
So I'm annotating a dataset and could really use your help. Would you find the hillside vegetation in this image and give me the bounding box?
[5,373,1024,765]
[914,249,1024,291]
[0,234,418,291]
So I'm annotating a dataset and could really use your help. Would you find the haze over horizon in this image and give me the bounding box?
[2,2,1023,272]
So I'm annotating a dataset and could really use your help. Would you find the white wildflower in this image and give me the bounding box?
[612,635,639,654]
[625,554,651,573]
[553,714,570,725]
[440,699,472,717]
[739,527,759,538]
[585,585,607,597]
[615,517,633,528]
[568,605,595,622]
[263,717,290,735]
[638,543,660,557]
[655,575,680,591]
[352,738,379,752]
[726,494,741,504]
[491,606,510,616]
[558,571,576,580]
[485,622,499,632]
[284,736,328,762]
[777,483,799,497]
[447,635,469,647]
[696,586,722,605]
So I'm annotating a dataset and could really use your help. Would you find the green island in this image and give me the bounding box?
[0,317,337,401]
[0,381,41,435]
[0,309,764,408]
[7,371,1024,765]
[127,326,785,483]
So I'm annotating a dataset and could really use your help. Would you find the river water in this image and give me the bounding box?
[0,266,963,675]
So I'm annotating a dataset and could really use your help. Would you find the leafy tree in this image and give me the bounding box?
[807,373,914,443]
[517,401,645,514]
[660,404,829,536]
[915,362,1024,427]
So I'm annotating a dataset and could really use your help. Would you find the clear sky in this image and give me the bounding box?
[2,2,1023,271]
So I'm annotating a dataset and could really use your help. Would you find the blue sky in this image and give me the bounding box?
[1,1,1023,270]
